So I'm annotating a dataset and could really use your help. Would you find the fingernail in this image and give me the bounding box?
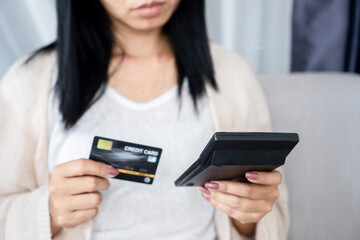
[246,172,259,180]
[108,166,119,177]
[205,182,219,190]
[200,187,211,195]
[201,192,211,202]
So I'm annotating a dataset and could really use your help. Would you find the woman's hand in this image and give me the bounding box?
[201,170,282,237]
[49,159,119,236]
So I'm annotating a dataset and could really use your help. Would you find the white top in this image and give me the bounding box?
[47,75,216,239]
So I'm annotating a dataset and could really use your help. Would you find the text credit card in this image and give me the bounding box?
[89,136,162,184]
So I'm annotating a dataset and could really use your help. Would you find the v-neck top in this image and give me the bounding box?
[47,72,216,240]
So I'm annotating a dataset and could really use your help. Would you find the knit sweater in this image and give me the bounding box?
[0,43,289,240]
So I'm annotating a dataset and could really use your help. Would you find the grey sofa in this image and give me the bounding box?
[258,73,360,240]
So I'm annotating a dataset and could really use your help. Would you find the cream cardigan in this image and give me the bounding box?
[0,43,289,240]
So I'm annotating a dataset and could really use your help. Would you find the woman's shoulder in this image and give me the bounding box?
[0,49,56,118]
[1,49,56,90]
[209,42,260,91]
[210,42,248,66]
[207,42,271,132]
[210,42,253,73]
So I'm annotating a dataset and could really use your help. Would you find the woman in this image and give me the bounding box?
[0,0,288,239]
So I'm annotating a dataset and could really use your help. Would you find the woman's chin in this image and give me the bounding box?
[126,18,169,32]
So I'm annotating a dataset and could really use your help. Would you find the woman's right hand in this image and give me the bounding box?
[49,159,119,236]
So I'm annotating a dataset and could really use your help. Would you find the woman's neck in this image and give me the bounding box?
[111,22,172,59]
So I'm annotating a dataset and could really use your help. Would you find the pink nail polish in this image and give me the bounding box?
[200,187,211,195]
[246,172,259,180]
[107,167,119,177]
[201,192,211,202]
[205,182,219,190]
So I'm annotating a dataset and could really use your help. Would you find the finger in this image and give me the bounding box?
[206,196,263,224]
[67,192,103,211]
[58,208,98,228]
[61,176,110,195]
[206,190,272,213]
[245,170,282,186]
[204,181,277,200]
[55,159,119,178]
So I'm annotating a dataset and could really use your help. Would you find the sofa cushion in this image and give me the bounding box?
[258,73,360,240]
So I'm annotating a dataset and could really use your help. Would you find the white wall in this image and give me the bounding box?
[0,0,293,79]
[206,0,293,74]
[0,0,56,78]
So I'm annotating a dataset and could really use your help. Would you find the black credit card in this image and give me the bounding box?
[89,136,162,185]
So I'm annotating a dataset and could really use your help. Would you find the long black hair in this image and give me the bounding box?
[31,0,217,129]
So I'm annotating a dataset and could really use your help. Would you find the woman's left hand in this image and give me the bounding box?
[201,170,282,225]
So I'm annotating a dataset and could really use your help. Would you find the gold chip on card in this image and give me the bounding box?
[97,139,113,150]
